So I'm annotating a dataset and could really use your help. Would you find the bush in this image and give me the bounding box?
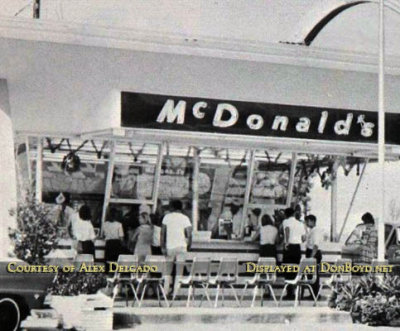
[331,274,400,326]
[9,197,58,264]
[49,271,107,296]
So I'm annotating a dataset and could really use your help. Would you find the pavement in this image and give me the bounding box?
[117,324,397,331]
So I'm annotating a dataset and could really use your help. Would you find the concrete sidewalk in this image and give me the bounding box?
[117,323,394,331]
[113,305,352,329]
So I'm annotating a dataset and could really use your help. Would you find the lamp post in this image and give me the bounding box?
[377,0,386,261]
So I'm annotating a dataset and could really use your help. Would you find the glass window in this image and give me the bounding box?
[197,148,248,240]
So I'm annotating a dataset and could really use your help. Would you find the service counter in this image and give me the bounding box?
[46,238,341,265]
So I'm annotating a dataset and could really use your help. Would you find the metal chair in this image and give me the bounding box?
[279,258,317,307]
[315,258,352,301]
[172,257,212,307]
[208,257,240,307]
[75,254,94,263]
[106,255,141,307]
[241,258,278,307]
[139,255,174,307]
[74,254,94,269]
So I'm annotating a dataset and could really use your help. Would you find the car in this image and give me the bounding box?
[0,258,55,331]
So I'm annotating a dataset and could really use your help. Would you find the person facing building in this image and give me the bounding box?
[282,207,305,298]
[103,208,124,267]
[130,212,153,257]
[73,205,96,256]
[161,200,192,256]
[304,214,323,298]
[252,214,278,259]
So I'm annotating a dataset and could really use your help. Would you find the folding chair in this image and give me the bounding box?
[171,257,212,307]
[279,258,317,307]
[74,254,94,268]
[208,258,240,307]
[241,258,278,307]
[106,255,141,307]
[139,255,174,307]
[315,258,352,301]
[75,254,94,263]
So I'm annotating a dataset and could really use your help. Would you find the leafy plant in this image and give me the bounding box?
[9,197,58,264]
[49,271,107,296]
[332,274,400,326]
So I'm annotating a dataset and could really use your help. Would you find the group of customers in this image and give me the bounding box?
[250,207,323,299]
[53,191,192,267]
[102,199,192,265]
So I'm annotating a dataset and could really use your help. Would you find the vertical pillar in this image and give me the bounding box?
[192,147,200,232]
[152,143,164,214]
[377,0,386,261]
[330,168,338,242]
[100,141,116,235]
[286,153,298,207]
[0,80,17,257]
[242,150,255,228]
[35,137,43,203]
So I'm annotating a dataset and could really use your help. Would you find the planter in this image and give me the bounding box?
[50,292,113,330]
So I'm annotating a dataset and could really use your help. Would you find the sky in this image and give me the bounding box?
[1,0,400,241]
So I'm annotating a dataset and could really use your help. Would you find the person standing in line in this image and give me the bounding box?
[252,214,278,259]
[52,192,75,238]
[103,208,124,269]
[282,207,305,299]
[150,201,165,255]
[73,205,96,256]
[130,212,153,257]
[161,200,192,257]
[304,214,323,299]
[161,200,192,294]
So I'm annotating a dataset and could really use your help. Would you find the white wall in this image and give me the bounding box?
[2,38,400,134]
[0,80,17,257]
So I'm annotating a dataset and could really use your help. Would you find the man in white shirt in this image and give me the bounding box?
[161,200,192,295]
[161,200,192,257]
[304,214,323,297]
[282,207,305,298]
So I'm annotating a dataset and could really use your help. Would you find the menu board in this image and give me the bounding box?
[112,158,213,200]
[43,161,107,194]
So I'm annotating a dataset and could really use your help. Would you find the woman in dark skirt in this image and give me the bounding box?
[103,208,124,266]
[252,214,278,259]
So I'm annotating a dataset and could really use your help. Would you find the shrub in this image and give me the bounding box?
[331,274,400,326]
[9,197,58,264]
[49,271,107,296]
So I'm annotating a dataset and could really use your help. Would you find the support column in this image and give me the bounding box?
[286,153,298,207]
[330,165,338,242]
[152,143,164,214]
[35,137,43,203]
[377,0,386,261]
[100,141,116,235]
[0,80,17,257]
[242,150,255,228]
[192,147,200,232]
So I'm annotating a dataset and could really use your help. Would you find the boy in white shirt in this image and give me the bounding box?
[304,214,323,298]
[282,207,305,299]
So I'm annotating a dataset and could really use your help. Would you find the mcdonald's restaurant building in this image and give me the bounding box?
[1,16,400,261]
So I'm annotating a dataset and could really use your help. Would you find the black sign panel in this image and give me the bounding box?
[121,92,400,145]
